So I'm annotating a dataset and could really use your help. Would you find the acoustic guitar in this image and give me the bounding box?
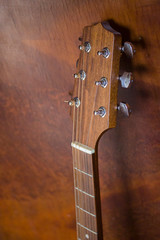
[66,21,135,240]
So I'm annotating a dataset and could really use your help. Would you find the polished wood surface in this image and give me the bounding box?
[72,22,122,149]
[0,0,160,240]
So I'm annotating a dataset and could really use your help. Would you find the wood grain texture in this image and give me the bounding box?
[0,0,160,240]
[72,149,102,240]
[72,22,122,149]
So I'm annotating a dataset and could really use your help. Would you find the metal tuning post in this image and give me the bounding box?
[117,102,131,117]
[94,107,106,118]
[119,72,133,88]
[64,97,80,108]
[74,70,86,80]
[121,42,136,58]
[95,77,108,88]
[79,41,91,53]
[97,47,110,58]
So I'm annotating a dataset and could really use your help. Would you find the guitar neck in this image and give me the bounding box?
[68,21,133,240]
[72,142,103,240]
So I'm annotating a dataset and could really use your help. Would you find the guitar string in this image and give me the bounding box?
[75,45,82,239]
[78,35,84,239]
[79,29,95,237]
[78,31,92,238]
[81,30,93,236]
[79,27,90,146]
[79,30,88,238]
[71,91,80,237]
[83,30,98,236]
[72,102,76,142]
[78,29,94,238]
[85,34,100,237]
[86,86,98,146]
[78,34,85,146]
[70,53,80,238]
[78,32,86,239]
[72,148,79,238]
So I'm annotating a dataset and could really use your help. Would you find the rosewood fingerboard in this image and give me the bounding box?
[72,148,102,240]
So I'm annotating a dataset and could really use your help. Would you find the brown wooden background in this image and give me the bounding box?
[0,0,160,239]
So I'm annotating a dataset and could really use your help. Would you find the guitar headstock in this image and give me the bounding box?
[67,22,134,149]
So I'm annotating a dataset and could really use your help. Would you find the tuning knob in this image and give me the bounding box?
[121,42,136,58]
[94,106,106,118]
[117,102,131,117]
[95,77,108,88]
[74,70,86,80]
[97,47,110,58]
[119,72,133,88]
[79,41,91,53]
[64,97,80,108]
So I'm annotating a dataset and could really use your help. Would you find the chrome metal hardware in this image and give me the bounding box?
[79,42,91,53]
[97,47,110,58]
[94,107,106,118]
[64,97,80,108]
[119,72,133,88]
[117,102,131,117]
[95,77,108,88]
[74,70,86,80]
[121,42,136,58]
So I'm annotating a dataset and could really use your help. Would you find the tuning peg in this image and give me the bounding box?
[64,97,80,108]
[79,41,91,53]
[95,77,108,88]
[119,72,133,88]
[121,42,136,58]
[117,102,131,117]
[97,47,110,58]
[94,106,106,118]
[74,70,86,80]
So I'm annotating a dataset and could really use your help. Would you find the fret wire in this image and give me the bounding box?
[77,222,98,235]
[76,205,96,217]
[75,187,95,198]
[74,167,93,177]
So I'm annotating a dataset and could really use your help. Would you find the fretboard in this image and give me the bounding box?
[72,142,103,240]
